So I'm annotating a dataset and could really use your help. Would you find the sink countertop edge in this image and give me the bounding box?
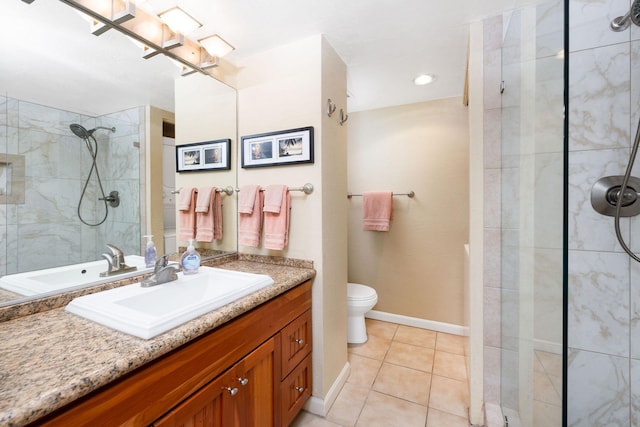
[0,259,315,426]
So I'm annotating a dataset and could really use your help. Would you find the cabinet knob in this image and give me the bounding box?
[294,338,304,345]
[295,386,305,393]
[225,387,239,396]
[237,377,249,386]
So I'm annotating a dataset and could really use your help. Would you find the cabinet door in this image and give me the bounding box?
[236,335,277,426]
[280,310,312,379]
[280,354,312,426]
[153,367,238,427]
[154,337,276,427]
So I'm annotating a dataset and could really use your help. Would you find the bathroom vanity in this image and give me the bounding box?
[0,256,315,426]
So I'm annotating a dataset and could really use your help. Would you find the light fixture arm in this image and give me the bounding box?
[55,0,223,77]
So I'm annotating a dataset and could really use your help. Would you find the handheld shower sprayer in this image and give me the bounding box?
[69,123,118,227]
[69,124,115,139]
[610,0,640,31]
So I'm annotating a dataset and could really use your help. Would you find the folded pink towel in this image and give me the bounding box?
[238,185,260,214]
[239,187,263,247]
[264,189,290,250]
[363,191,393,231]
[195,187,213,213]
[177,187,194,211]
[196,188,222,242]
[178,188,197,240]
[263,185,286,213]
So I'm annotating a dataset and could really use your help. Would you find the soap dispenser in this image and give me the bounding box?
[180,239,201,275]
[144,235,157,268]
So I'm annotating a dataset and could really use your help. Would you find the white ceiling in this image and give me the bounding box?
[1,0,542,116]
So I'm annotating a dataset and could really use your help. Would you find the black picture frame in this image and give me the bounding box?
[241,126,314,168]
[176,139,231,172]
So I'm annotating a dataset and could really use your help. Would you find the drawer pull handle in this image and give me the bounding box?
[225,387,239,396]
[294,338,304,345]
[238,377,249,386]
[295,386,305,393]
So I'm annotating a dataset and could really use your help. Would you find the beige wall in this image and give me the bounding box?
[145,106,174,256]
[347,97,469,325]
[174,74,238,253]
[236,35,348,406]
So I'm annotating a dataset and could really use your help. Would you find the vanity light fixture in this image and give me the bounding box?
[199,34,235,58]
[413,74,434,86]
[37,0,235,77]
[158,6,202,35]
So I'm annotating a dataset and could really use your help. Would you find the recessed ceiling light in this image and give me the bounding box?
[413,74,434,86]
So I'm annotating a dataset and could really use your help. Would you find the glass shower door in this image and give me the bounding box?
[500,1,565,426]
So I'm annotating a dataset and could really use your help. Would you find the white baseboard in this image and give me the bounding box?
[304,361,350,417]
[366,310,467,336]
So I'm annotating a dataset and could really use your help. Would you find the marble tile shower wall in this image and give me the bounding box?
[0,97,142,277]
[568,1,640,425]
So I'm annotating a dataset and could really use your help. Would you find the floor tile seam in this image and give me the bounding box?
[430,373,468,387]
[430,370,468,383]
[381,359,434,374]
[349,351,386,363]
[393,343,437,351]
[391,338,437,350]
[368,388,430,409]
[434,347,466,357]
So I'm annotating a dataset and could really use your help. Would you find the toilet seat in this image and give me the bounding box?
[348,283,377,302]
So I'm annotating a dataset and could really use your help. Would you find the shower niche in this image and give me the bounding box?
[0,154,25,205]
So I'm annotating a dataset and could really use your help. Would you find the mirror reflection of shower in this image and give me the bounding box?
[69,123,118,227]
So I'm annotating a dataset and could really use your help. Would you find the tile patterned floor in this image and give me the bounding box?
[290,319,470,427]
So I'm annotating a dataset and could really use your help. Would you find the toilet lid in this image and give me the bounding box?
[347,283,377,301]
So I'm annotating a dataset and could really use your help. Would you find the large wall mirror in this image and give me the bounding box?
[0,1,238,308]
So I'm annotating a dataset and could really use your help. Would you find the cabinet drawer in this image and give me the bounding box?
[280,309,312,379]
[280,354,312,426]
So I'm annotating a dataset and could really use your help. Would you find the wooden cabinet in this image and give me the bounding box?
[36,280,312,427]
[279,309,312,426]
[154,337,277,427]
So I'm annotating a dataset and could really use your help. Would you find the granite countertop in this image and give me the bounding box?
[0,256,315,426]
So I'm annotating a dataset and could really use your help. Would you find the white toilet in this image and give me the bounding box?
[347,283,378,344]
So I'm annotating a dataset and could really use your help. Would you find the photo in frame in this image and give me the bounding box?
[241,126,314,168]
[176,139,231,172]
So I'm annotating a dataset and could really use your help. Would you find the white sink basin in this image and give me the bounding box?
[65,266,274,339]
[0,255,150,297]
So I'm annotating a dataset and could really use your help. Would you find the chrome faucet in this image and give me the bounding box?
[99,244,137,277]
[141,255,178,287]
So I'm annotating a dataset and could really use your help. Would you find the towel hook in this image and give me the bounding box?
[339,109,349,126]
[327,99,337,117]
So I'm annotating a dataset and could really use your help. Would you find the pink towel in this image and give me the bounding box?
[363,191,393,231]
[238,185,260,214]
[177,187,193,211]
[263,185,286,213]
[195,187,212,213]
[196,188,222,242]
[178,188,197,240]
[239,187,263,247]
[264,189,290,250]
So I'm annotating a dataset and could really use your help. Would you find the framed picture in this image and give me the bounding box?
[241,126,314,168]
[176,139,231,172]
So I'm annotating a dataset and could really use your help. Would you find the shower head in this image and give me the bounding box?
[70,123,93,139]
[69,124,116,139]
[610,0,640,31]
